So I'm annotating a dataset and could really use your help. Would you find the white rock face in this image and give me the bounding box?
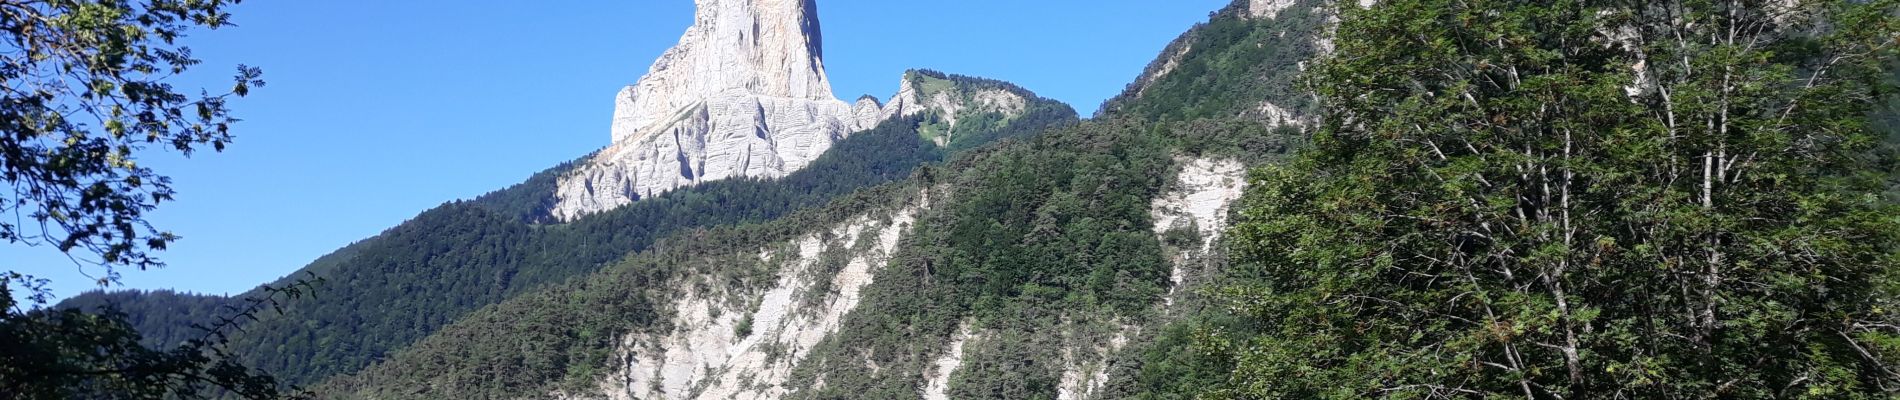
[920,322,976,400]
[1138,44,1194,98]
[1056,324,1138,400]
[879,72,1029,141]
[607,0,838,144]
[1150,157,1248,302]
[554,0,876,221]
[583,197,923,400]
[851,96,886,128]
[1256,100,1306,128]
[1151,157,1248,253]
[1249,0,1298,19]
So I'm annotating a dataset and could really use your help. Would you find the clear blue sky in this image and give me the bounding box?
[7,0,1230,303]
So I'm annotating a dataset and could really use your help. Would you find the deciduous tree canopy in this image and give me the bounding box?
[1201,0,1900,397]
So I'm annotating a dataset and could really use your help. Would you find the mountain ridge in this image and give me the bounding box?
[61,0,1323,397]
[301,1,1329,398]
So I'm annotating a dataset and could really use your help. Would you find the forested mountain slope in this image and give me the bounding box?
[314,116,1301,400]
[309,1,1332,398]
[1098,0,1327,124]
[60,77,1075,389]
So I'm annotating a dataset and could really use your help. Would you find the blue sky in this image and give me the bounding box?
[7,0,1230,303]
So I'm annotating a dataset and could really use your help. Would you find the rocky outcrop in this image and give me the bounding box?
[1249,0,1298,19]
[583,197,924,400]
[1150,157,1247,253]
[920,322,975,400]
[1137,44,1193,99]
[851,96,885,126]
[605,0,844,145]
[881,71,1028,130]
[877,71,1035,146]
[1150,157,1248,303]
[1256,100,1307,128]
[553,0,876,221]
[1056,324,1138,400]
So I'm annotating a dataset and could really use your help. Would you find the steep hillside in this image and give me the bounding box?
[1098,0,1328,124]
[315,184,928,398]
[314,117,1299,400]
[880,70,1065,152]
[53,290,232,349]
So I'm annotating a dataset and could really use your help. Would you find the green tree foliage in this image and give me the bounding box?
[1100,313,1248,400]
[1197,0,1900,398]
[57,289,231,348]
[466,158,582,224]
[0,0,304,398]
[1,0,264,280]
[1098,0,1327,123]
[790,120,1178,397]
[1875,67,1900,199]
[3,280,317,399]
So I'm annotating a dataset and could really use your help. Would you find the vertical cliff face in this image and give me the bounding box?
[608,0,839,143]
[553,0,877,221]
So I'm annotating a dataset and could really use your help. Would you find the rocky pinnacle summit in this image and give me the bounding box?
[553,0,880,221]
[553,0,1038,221]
